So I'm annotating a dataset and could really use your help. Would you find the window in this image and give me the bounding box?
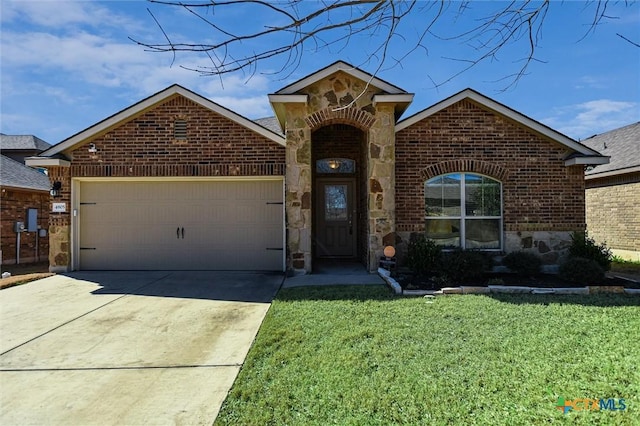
[425,173,502,249]
[316,158,355,174]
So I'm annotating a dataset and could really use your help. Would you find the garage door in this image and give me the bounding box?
[77,180,283,270]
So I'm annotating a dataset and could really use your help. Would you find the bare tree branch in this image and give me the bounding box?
[617,32,640,48]
[129,0,637,91]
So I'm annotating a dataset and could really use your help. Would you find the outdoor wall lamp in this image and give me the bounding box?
[88,143,98,153]
[327,159,341,169]
[50,181,62,198]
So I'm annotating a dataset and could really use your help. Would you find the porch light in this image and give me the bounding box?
[50,181,62,198]
[327,159,341,170]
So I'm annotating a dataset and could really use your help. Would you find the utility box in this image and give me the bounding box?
[14,222,25,233]
[27,208,38,232]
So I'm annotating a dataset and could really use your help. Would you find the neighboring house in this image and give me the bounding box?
[581,122,639,261]
[1,134,51,164]
[26,61,607,273]
[1,135,52,265]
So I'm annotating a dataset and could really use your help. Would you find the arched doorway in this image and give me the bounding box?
[311,124,368,267]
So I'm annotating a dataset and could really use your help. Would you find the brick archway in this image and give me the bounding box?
[305,107,375,131]
[420,159,509,181]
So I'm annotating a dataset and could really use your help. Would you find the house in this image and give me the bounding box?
[26,61,607,273]
[1,134,52,265]
[1,134,51,163]
[581,122,639,261]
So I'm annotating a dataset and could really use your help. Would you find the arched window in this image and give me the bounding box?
[425,173,502,249]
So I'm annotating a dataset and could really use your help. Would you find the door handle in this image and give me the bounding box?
[177,227,180,239]
[181,227,185,239]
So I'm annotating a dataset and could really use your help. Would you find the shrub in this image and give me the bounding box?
[568,232,612,271]
[559,257,605,285]
[502,251,542,276]
[440,249,489,284]
[406,234,441,276]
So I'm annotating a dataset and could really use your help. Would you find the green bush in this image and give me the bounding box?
[559,257,605,285]
[502,251,542,276]
[568,232,612,271]
[440,249,489,284]
[406,233,441,276]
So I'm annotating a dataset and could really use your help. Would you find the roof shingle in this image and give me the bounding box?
[0,134,51,152]
[582,122,640,176]
[0,155,50,191]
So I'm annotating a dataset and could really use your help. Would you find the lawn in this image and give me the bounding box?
[216,286,640,425]
[612,257,640,276]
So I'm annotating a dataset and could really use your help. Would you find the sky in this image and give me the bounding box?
[1,0,639,147]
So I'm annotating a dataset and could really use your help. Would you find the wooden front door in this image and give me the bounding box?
[315,178,357,258]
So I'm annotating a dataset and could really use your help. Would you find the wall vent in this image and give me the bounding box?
[174,120,187,140]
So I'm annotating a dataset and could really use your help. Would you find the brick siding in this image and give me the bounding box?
[1,188,49,264]
[48,94,285,225]
[586,174,640,252]
[395,99,586,235]
[70,95,285,178]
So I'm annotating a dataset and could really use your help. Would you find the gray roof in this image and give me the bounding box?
[254,117,283,136]
[0,134,51,152]
[582,122,640,176]
[0,155,50,191]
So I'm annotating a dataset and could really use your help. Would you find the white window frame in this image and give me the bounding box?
[425,172,503,251]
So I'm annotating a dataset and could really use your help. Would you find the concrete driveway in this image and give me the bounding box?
[0,271,283,425]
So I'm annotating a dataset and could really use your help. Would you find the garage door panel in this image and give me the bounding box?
[78,180,283,271]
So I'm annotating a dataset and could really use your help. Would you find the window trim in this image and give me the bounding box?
[425,172,503,251]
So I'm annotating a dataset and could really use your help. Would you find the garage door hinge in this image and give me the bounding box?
[80,247,97,250]
[266,248,284,251]
[266,202,283,205]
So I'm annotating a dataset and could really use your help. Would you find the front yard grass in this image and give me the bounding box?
[216,286,639,425]
[612,257,640,276]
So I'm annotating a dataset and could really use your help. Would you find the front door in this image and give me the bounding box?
[315,178,357,258]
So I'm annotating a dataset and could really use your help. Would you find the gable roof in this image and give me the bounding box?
[0,134,51,152]
[274,60,409,95]
[254,116,284,136]
[37,84,286,158]
[0,155,50,191]
[396,88,608,165]
[581,122,640,178]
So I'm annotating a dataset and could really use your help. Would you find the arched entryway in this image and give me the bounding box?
[312,124,368,268]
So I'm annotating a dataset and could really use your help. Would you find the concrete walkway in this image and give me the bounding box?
[0,271,283,425]
[283,260,384,288]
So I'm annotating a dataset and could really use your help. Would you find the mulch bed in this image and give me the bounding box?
[0,262,53,289]
[395,271,637,291]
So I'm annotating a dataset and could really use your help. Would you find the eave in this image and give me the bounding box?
[25,157,71,167]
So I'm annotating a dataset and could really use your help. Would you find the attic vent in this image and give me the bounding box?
[174,120,187,140]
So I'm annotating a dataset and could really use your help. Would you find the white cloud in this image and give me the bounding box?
[543,99,639,140]
[573,76,608,90]
[1,0,141,29]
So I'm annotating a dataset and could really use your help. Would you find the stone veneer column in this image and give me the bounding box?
[367,104,396,271]
[47,166,72,273]
[285,104,313,273]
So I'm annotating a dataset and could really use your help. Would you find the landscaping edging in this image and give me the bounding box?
[377,269,640,296]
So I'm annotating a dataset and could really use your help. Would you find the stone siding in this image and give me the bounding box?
[282,71,398,272]
[394,98,586,265]
[0,188,49,265]
[586,174,640,260]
